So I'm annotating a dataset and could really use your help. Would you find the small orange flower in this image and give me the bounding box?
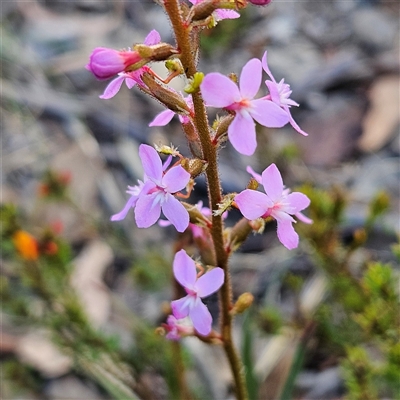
[13,230,39,261]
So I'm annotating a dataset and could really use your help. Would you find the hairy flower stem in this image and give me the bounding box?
[164,1,248,399]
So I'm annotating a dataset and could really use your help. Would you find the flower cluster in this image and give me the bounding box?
[170,249,224,336]
[111,144,190,233]
[235,164,311,249]
[86,0,312,342]
[200,51,307,155]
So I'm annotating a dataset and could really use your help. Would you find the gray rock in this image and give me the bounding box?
[352,7,398,52]
[297,367,344,399]
[46,375,104,399]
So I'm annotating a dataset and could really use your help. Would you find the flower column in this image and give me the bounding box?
[163,1,248,399]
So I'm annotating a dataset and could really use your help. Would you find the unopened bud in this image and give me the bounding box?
[135,43,178,61]
[232,292,254,315]
[228,73,238,83]
[142,72,191,113]
[247,178,259,190]
[227,218,253,251]
[181,158,208,178]
[191,0,222,21]
[182,202,211,226]
[165,59,184,74]
[214,115,234,142]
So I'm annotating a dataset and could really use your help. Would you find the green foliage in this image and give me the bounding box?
[257,306,283,335]
[296,185,346,264]
[296,185,399,399]
[131,248,171,291]
[341,346,378,400]
[2,359,44,397]
[365,190,390,230]
[200,9,251,58]
[242,312,259,400]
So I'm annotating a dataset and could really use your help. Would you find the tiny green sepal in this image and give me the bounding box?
[184,72,205,94]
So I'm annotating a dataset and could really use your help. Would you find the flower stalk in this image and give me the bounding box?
[163,1,248,398]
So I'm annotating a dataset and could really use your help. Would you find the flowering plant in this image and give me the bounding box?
[86,1,311,398]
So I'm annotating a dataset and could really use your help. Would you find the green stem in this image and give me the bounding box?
[163,2,248,399]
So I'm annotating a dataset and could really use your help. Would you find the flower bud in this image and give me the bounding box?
[232,292,254,315]
[86,47,142,80]
[181,202,211,226]
[214,114,234,142]
[248,0,272,5]
[181,158,208,178]
[247,178,259,190]
[141,72,191,113]
[134,43,178,61]
[227,217,253,252]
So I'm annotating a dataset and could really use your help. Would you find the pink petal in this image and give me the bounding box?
[158,219,172,227]
[125,78,137,89]
[134,192,162,228]
[285,106,308,136]
[286,192,310,213]
[250,99,290,128]
[195,267,224,298]
[214,9,240,20]
[171,296,193,319]
[228,112,257,156]
[99,76,125,99]
[162,155,173,171]
[162,165,190,193]
[110,195,138,221]
[139,144,163,183]
[265,80,281,105]
[173,249,197,289]
[261,164,283,202]
[239,58,262,100]
[295,212,313,224]
[190,299,212,336]
[162,195,190,233]
[235,190,272,220]
[149,109,175,127]
[246,166,262,183]
[276,219,299,250]
[201,73,241,107]
[144,29,161,46]
[261,50,276,83]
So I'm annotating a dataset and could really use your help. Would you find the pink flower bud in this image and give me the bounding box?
[248,0,272,5]
[86,47,142,80]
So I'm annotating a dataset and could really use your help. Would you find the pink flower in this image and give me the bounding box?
[171,250,224,336]
[86,48,142,80]
[149,95,193,126]
[111,181,145,222]
[262,51,308,136]
[234,164,311,250]
[163,315,194,341]
[111,144,190,233]
[189,0,240,21]
[93,30,161,99]
[201,58,290,155]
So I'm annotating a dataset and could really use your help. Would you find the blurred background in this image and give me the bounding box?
[1,1,399,399]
